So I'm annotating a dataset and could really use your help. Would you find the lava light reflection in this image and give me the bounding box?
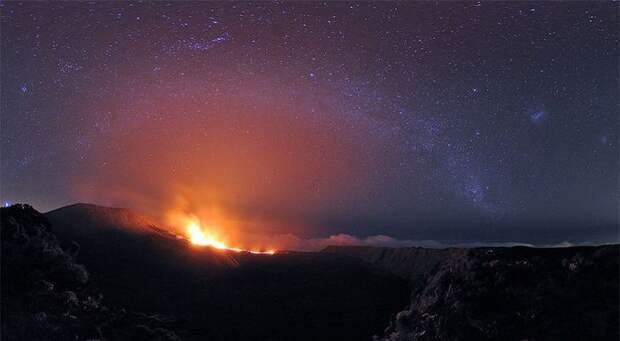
[187,221,275,255]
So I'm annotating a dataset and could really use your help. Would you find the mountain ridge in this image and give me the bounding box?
[6,202,617,340]
[45,202,176,239]
[39,203,410,340]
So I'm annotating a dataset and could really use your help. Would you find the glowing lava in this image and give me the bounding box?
[187,221,275,255]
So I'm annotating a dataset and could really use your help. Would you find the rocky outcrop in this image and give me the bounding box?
[1,204,180,341]
[326,245,620,340]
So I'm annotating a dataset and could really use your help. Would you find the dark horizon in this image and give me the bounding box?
[28,201,620,248]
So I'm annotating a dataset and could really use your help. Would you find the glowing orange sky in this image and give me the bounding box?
[72,73,385,249]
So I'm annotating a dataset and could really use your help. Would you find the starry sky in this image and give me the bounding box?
[2,2,618,246]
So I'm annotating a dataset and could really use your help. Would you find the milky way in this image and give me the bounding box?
[1,2,618,244]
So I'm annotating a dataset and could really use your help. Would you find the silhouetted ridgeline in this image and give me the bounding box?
[324,244,620,340]
[6,203,410,340]
[323,245,464,285]
[3,203,618,341]
[1,204,180,340]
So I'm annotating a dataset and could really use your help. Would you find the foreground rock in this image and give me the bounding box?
[1,204,180,341]
[325,245,619,340]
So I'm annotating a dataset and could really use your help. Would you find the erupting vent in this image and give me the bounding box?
[187,221,275,255]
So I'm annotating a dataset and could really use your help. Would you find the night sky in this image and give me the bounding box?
[2,2,618,247]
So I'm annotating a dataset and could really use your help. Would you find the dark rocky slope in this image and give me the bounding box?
[44,203,240,315]
[325,245,620,340]
[1,204,180,341]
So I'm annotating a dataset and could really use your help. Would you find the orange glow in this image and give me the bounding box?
[187,220,275,255]
[75,80,374,245]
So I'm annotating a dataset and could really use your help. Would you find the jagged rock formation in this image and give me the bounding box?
[1,204,180,341]
[325,245,620,340]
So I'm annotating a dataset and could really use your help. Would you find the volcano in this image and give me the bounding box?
[2,203,618,341]
[41,203,410,340]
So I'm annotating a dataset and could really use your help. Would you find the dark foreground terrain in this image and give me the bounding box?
[2,204,409,341]
[326,244,619,340]
[2,203,619,341]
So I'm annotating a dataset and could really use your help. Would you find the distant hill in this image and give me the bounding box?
[45,203,238,266]
[323,245,465,285]
[46,203,178,239]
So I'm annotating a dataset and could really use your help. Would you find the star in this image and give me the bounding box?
[529,110,545,123]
